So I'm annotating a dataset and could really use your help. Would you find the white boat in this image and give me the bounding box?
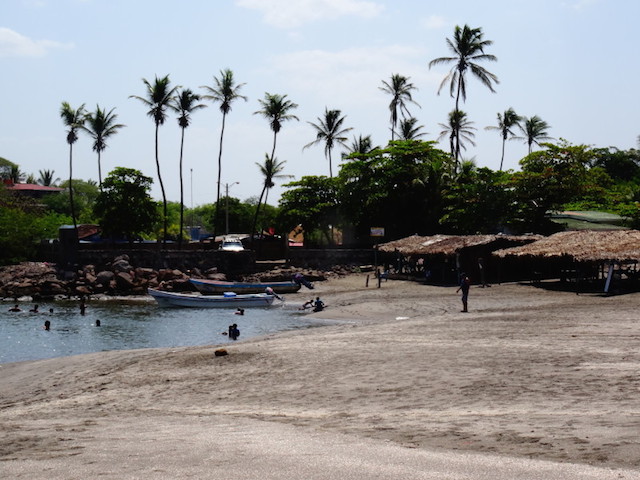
[148,288,276,308]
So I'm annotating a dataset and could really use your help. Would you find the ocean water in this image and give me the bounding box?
[0,298,321,364]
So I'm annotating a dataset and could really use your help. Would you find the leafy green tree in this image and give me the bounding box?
[485,107,521,171]
[379,74,420,140]
[172,88,206,247]
[37,169,60,186]
[278,175,339,246]
[395,117,426,140]
[338,140,452,241]
[440,167,513,233]
[81,105,125,188]
[0,157,17,179]
[130,75,177,244]
[517,115,553,154]
[201,69,247,236]
[428,24,499,111]
[509,142,596,232]
[304,108,353,178]
[43,179,99,224]
[438,110,476,165]
[60,101,86,232]
[94,167,160,242]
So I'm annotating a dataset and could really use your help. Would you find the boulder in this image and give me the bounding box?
[114,271,134,290]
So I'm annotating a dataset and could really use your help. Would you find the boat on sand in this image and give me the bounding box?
[148,288,276,308]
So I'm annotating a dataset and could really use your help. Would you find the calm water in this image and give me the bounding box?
[0,298,322,364]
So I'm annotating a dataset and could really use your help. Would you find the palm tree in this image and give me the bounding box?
[438,109,476,166]
[252,93,298,244]
[81,105,125,188]
[428,24,499,111]
[485,107,521,170]
[201,69,247,237]
[379,74,420,140]
[60,101,86,232]
[172,88,206,248]
[8,165,26,183]
[130,75,177,244]
[303,108,353,177]
[517,115,553,154]
[37,169,60,186]
[251,154,291,244]
[395,117,427,140]
[429,25,497,160]
[344,134,379,160]
[254,93,299,161]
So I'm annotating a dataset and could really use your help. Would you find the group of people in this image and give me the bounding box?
[300,296,325,312]
[8,300,96,330]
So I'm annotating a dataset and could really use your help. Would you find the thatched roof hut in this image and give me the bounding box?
[379,234,540,256]
[493,230,640,263]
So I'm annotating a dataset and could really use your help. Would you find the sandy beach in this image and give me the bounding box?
[1,274,640,479]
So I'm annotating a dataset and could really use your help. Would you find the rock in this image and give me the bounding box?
[112,258,133,274]
[96,271,115,285]
[114,272,134,290]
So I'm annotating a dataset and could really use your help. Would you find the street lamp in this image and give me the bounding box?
[225,182,239,235]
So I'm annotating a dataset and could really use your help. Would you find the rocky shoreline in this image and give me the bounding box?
[0,257,356,301]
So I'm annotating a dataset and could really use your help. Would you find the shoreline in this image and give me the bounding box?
[1,274,639,477]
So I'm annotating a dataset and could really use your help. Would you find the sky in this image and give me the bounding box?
[1,0,639,207]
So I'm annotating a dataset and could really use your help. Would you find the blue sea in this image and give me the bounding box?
[0,298,321,364]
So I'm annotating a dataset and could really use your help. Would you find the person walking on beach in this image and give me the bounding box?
[456,273,471,313]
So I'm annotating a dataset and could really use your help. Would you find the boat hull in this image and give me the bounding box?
[148,288,276,308]
[189,278,301,295]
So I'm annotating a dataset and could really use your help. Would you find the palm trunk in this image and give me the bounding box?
[328,149,333,178]
[213,112,227,238]
[178,127,185,249]
[155,124,168,246]
[250,184,268,250]
[499,137,506,171]
[97,150,103,189]
[69,144,77,232]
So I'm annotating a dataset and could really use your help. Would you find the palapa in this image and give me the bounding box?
[493,230,640,263]
[379,234,539,256]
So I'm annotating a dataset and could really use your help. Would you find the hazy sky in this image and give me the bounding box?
[1,0,638,206]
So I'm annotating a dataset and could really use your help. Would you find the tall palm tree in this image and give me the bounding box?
[517,115,553,154]
[8,165,26,183]
[81,105,125,188]
[254,93,299,161]
[60,101,86,232]
[172,88,206,248]
[429,25,497,160]
[201,69,247,237]
[428,24,499,111]
[485,107,521,171]
[251,154,291,243]
[253,93,298,244]
[130,75,177,244]
[303,108,353,178]
[379,74,420,140]
[395,117,427,140]
[37,169,60,186]
[438,109,476,167]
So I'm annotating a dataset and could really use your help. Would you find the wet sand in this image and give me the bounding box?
[1,274,639,478]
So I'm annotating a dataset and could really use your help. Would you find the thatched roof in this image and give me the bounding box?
[493,230,640,262]
[378,234,540,256]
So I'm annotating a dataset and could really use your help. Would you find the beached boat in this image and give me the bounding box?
[189,278,302,295]
[148,288,276,308]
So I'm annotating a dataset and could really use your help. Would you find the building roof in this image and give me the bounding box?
[378,234,541,256]
[5,182,63,193]
[493,229,640,262]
